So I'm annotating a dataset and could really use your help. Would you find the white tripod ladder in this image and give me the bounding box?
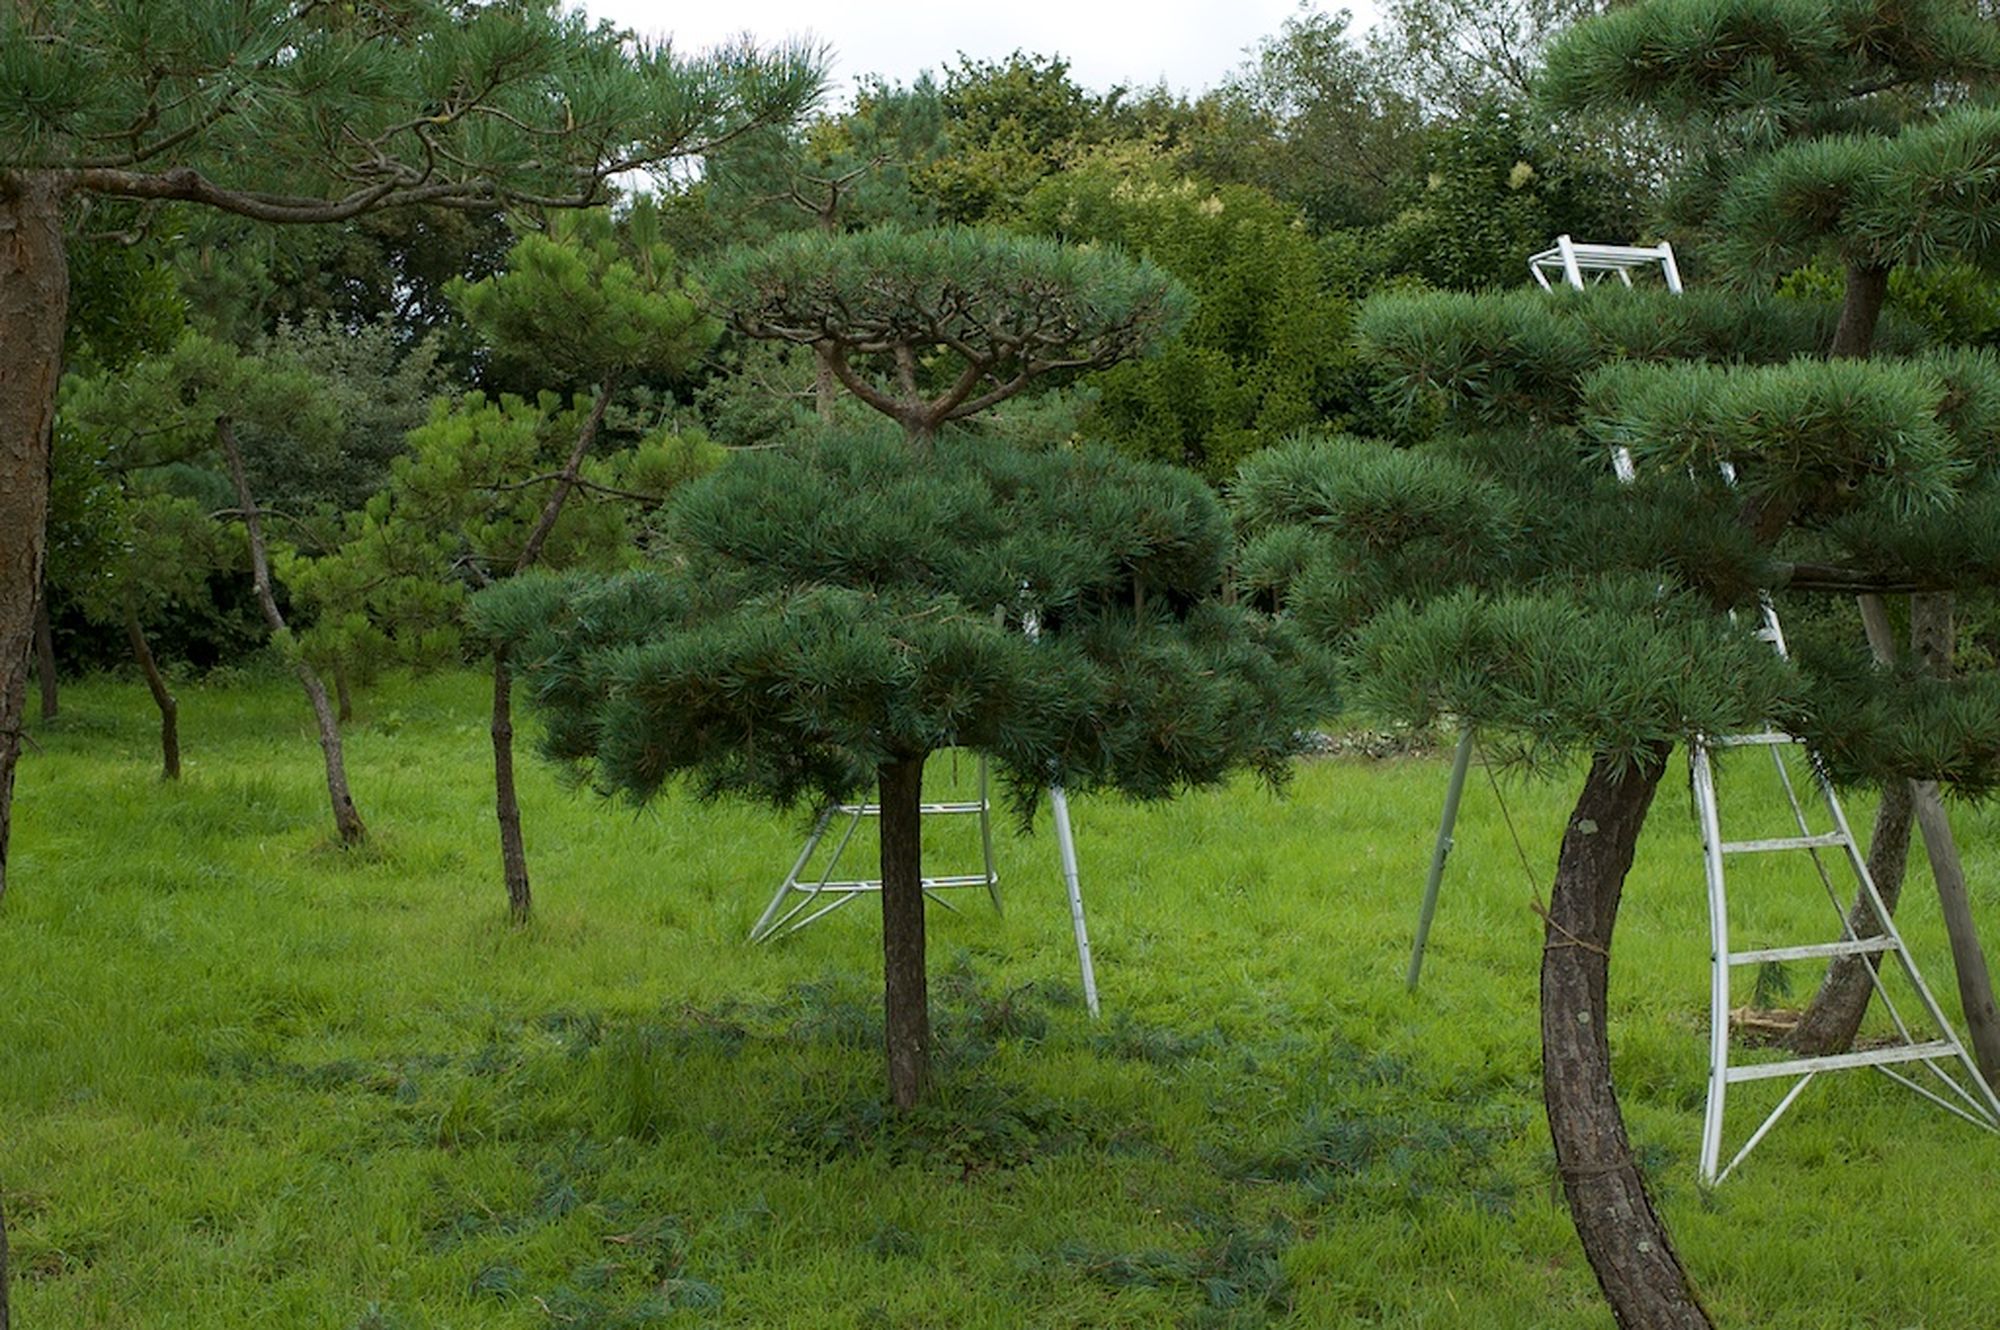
[749,755,1102,1018]
[1410,235,2000,1181]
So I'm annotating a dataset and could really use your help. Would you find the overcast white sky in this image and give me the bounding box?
[585,2,1380,102]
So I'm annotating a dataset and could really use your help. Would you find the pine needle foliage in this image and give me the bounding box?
[474,429,1327,821]
[0,2,823,214]
[706,227,1190,441]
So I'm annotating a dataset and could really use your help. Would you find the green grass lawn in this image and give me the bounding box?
[6,670,2000,1328]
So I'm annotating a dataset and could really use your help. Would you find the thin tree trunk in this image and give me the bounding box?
[33,594,55,721]
[1907,594,2000,1086]
[481,372,618,922]
[879,752,930,1111]
[1543,746,1713,1330]
[123,596,180,781]
[1830,261,1890,360]
[0,171,70,906]
[492,650,531,922]
[1791,593,1913,1053]
[1,1188,10,1330]
[333,661,354,725]
[218,417,366,847]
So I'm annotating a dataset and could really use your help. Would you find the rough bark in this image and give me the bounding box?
[1907,594,2000,1087]
[219,417,366,846]
[33,594,55,721]
[1543,746,1713,1330]
[1791,593,1912,1054]
[879,752,930,1111]
[124,597,180,781]
[1830,261,1890,360]
[0,173,69,905]
[492,650,531,923]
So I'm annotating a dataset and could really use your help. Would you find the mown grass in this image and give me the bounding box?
[5,670,2000,1328]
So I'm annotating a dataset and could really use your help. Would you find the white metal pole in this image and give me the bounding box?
[1692,742,1732,1184]
[1047,783,1099,1018]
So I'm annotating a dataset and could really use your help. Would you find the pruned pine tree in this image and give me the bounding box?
[477,430,1326,1109]
[0,0,822,906]
[1542,0,2000,1086]
[1240,273,2000,1324]
[707,226,1190,447]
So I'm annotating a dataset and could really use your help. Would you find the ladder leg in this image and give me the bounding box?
[1049,783,1099,1019]
[1815,764,2000,1126]
[752,807,835,943]
[1692,742,1732,1184]
[1409,729,1476,991]
[978,755,1001,914]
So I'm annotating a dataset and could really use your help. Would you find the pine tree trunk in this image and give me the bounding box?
[219,417,365,847]
[492,650,531,923]
[1789,778,1910,1054]
[33,594,55,721]
[1831,262,1890,360]
[878,752,930,1111]
[124,597,180,781]
[1908,594,2000,1087]
[475,372,618,922]
[1,1187,10,1330]
[1791,593,1912,1054]
[0,172,69,906]
[813,347,836,423]
[1543,746,1713,1330]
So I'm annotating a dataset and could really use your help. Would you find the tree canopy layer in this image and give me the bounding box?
[479,431,1319,815]
[708,227,1189,443]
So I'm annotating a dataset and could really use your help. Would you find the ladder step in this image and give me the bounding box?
[783,874,996,893]
[1705,731,1804,748]
[1726,1040,1960,1083]
[1729,936,1898,966]
[834,802,989,816]
[1719,832,1850,855]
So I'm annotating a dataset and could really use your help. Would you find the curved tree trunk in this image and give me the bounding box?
[33,594,55,721]
[219,417,365,846]
[879,752,930,1111]
[1543,746,1713,1330]
[492,650,530,923]
[123,597,180,781]
[0,172,70,906]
